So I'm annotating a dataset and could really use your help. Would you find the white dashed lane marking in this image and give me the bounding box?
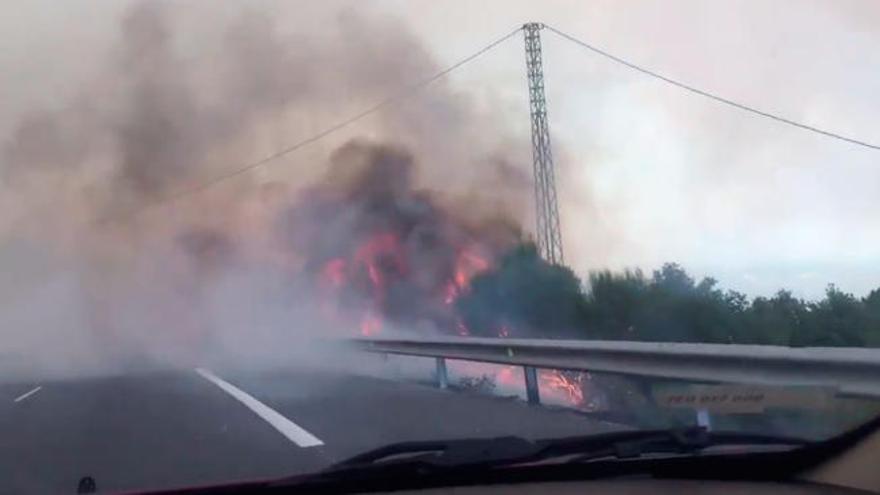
[14,386,42,403]
[195,368,324,448]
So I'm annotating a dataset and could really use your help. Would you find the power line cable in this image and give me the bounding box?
[141,26,523,212]
[544,24,880,152]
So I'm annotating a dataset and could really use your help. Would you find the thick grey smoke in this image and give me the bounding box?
[0,1,531,379]
[277,139,523,336]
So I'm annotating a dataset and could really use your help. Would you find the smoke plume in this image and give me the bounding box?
[0,1,531,378]
[278,140,523,335]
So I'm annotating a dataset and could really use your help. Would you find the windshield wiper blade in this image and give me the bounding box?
[333,427,807,469]
[273,427,808,489]
[269,436,539,490]
[531,427,807,463]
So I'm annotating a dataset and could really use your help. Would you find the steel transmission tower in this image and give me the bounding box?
[523,23,564,264]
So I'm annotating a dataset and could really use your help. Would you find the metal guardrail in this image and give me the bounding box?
[351,336,880,404]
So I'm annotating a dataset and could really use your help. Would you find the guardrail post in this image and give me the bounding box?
[435,357,449,389]
[696,408,712,430]
[524,366,540,404]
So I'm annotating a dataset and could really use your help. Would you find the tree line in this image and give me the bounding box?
[456,244,880,347]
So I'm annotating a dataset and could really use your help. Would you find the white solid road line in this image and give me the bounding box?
[195,368,324,448]
[14,386,42,403]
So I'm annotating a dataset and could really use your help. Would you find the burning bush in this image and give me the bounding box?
[277,140,523,335]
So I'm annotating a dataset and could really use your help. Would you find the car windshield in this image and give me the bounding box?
[2,1,879,494]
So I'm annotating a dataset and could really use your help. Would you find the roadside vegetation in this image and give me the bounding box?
[457,243,880,347]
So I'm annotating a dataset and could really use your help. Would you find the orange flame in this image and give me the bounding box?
[443,246,491,305]
[320,258,347,289]
[449,362,588,408]
[316,235,496,338]
[360,312,382,336]
[541,371,585,405]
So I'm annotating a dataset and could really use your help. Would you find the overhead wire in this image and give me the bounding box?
[544,24,880,152]
[129,21,880,219]
[138,26,524,213]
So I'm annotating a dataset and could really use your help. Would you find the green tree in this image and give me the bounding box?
[631,264,742,343]
[863,288,880,346]
[793,285,868,347]
[582,269,648,339]
[455,244,880,349]
[455,243,585,338]
[741,290,805,345]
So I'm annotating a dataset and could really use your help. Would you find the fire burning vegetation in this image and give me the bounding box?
[279,140,521,338]
[274,140,592,407]
[0,1,595,407]
[4,1,878,421]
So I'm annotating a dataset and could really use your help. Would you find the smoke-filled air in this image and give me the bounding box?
[0,1,536,379]
[6,1,877,409]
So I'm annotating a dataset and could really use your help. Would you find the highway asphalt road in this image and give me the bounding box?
[0,367,624,494]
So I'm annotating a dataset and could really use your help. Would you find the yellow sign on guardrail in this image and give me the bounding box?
[653,385,835,413]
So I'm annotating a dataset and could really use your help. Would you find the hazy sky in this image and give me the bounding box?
[384,0,880,299]
[3,0,880,299]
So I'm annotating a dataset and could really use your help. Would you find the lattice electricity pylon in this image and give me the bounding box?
[523,22,564,264]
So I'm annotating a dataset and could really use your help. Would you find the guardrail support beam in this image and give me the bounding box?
[696,408,712,430]
[435,357,449,389]
[351,336,880,399]
[524,366,540,404]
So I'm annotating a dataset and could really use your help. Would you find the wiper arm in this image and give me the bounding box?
[333,436,537,469]
[270,436,539,490]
